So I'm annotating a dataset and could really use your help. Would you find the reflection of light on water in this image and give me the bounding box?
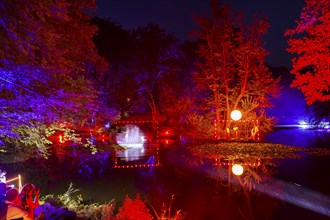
[205,166,330,217]
[113,147,160,168]
[261,128,330,216]
[265,128,313,147]
[116,148,146,161]
[116,124,145,148]
[256,177,330,217]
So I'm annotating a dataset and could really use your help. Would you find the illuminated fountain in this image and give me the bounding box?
[116,124,145,148]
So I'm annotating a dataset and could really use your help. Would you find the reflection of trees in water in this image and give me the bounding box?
[307,131,330,148]
[187,141,330,192]
[161,144,282,219]
[189,142,330,160]
[265,128,330,149]
[1,149,116,188]
[177,140,330,220]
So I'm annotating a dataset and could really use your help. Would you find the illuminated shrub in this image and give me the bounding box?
[115,194,153,220]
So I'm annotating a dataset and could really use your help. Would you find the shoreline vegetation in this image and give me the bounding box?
[189,142,330,160]
[38,183,184,219]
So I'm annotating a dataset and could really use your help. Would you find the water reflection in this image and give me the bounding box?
[116,148,146,161]
[206,156,330,218]
[113,146,160,168]
[178,134,330,219]
[265,127,330,148]
[1,128,330,219]
[255,177,330,217]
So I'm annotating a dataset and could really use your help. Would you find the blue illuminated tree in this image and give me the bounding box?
[0,0,108,160]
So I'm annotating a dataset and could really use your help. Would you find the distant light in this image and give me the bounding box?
[298,120,310,129]
[232,164,244,176]
[231,110,242,121]
[105,122,111,128]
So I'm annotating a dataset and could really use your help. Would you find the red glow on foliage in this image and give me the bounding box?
[115,194,153,220]
[286,0,330,104]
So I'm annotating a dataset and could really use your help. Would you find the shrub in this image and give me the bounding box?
[115,194,153,220]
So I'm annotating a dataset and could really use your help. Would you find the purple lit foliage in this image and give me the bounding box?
[0,0,109,158]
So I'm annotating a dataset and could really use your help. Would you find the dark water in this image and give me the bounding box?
[1,129,330,220]
[262,129,330,220]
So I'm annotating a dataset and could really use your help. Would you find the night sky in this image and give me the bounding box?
[95,0,305,67]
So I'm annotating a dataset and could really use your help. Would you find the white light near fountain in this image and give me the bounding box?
[116,124,145,148]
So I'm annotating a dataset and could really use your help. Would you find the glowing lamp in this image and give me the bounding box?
[232,164,244,176]
[230,110,242,121]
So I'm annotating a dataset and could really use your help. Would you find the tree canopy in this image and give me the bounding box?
[285,0,330,105]
[0,0,108,157]
[192,0,280,139]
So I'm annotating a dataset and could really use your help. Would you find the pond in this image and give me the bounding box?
[1,128,330,220]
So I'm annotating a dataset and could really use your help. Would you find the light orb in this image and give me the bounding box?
[230,110,242,121]
[232,164,244,176]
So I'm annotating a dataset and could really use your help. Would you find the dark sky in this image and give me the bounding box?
[95,0,305,67]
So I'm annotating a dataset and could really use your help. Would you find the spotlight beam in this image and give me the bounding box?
[256,178,330,217]
[200,166,330,217]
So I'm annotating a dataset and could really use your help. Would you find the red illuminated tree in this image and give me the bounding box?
[285,0,330,105]
[193,0,280,139]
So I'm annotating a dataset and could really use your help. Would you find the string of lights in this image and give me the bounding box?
[214,158,261,167]
[113,163,160,169]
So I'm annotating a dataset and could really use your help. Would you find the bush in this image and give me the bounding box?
[115,194,153,220]
[41,183,115,219]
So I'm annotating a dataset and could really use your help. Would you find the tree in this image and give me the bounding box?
[0,0,108,158]
[193,0,280,139]
[91,17,138,116]
[285,0,330,105]
[131,24,182,127]
[91,20,187,131]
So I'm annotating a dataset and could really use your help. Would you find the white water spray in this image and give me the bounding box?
[116,124,145,148]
